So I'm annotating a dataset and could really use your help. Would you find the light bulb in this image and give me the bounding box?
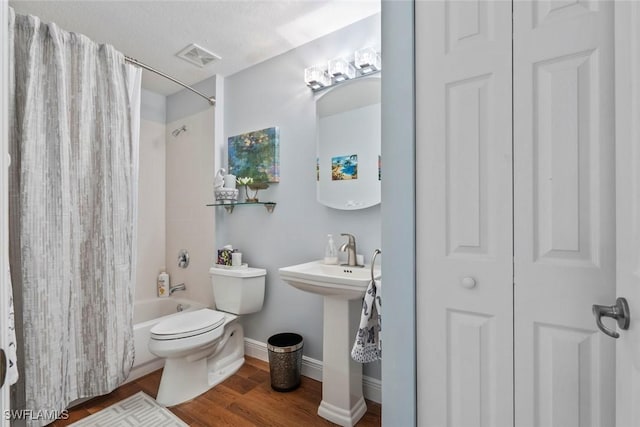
[304,65,331,90]
[354,47,381,74]
[328,57,355,82]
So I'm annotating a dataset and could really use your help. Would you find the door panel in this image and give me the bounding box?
[447,310,497,426]
[446,0,492,53]
[534,324,601,427]
[615,2,640,425]
[533,0,597,29]
[532,51,598,265]
[416,1,513,426]
[445,75,491,257]
[513,1,615,426]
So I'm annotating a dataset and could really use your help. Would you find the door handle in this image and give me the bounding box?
[0,349,6,388]
[592,297,630,339]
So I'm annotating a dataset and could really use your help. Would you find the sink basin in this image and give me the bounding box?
[279,260,381,299]
[279,259,382,425]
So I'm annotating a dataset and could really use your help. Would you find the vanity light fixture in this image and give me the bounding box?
[305,48,381,92]
[328,57,356,82]
[304,65,332,90]
[354,47,381,74]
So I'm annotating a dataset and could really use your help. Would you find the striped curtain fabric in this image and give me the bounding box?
[8,9,141,426]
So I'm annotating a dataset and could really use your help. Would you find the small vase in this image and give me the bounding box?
[243,186,258,203]
[246,182,268,203]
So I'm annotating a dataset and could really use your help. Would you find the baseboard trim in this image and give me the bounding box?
[244,338,381,404]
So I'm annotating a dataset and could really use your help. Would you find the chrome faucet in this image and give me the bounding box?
[340,233,363,267]
[169,282,186,295]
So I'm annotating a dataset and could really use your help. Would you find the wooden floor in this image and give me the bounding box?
[52,356,381,426]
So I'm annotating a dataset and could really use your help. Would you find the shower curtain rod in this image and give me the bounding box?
[125,56,216,106]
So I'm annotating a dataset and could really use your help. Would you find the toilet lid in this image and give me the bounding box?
[150,309,226,340]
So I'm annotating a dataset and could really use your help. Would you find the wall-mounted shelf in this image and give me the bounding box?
[206,201,276,214]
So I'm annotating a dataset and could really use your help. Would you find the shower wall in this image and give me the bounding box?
[136,89,167,301]
[164,76,218,307]
[137,82,218,307]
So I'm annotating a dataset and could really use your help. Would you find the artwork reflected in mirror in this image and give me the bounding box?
[331,154,358,180]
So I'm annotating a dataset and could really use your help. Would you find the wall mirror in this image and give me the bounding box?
[316,76,381,210]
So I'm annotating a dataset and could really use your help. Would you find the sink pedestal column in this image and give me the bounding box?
[317,296,367,427]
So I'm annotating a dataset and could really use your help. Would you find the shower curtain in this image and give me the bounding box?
[8,9,141,426]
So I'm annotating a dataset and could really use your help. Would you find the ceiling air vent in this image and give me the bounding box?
[176,43,221,68]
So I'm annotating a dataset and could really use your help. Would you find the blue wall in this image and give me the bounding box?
[381,0,416,424]
[221,14,382,381]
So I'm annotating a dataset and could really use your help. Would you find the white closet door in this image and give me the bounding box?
[415,1,513,426]
[614,2,640,426]
[513,1,616,426]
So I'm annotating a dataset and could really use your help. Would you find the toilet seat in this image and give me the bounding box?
[151,309,226,341]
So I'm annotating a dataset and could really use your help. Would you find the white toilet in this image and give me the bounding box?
[148,266,266,406]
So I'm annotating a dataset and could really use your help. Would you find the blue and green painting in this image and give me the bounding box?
[228,127,280,183]
[331,154,358,180]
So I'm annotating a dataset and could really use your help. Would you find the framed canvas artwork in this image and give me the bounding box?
[228,127,280,183]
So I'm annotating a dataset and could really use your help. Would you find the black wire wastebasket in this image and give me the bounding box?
[267,333,303,392]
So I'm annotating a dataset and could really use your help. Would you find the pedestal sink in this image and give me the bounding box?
[279,261,381,427]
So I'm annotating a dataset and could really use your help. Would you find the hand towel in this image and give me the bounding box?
[6,267,18,385]
[351,279,382,363]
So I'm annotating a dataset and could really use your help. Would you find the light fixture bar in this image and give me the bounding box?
[305,48,381,92]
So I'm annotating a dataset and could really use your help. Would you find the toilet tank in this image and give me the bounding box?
[209,266,266,314]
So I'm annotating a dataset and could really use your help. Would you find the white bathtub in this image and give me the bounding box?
[126,298,206,383]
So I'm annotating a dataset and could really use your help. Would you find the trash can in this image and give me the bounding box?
[267,332,303,392]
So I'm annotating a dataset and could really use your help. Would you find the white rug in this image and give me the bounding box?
[70,391,188,427]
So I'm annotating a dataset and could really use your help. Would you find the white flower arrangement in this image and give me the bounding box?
[236,177,254,186]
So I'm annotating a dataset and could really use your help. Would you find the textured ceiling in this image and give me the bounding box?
[9,0,380,95]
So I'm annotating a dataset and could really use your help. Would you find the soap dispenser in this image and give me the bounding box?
[324,234,338,265]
